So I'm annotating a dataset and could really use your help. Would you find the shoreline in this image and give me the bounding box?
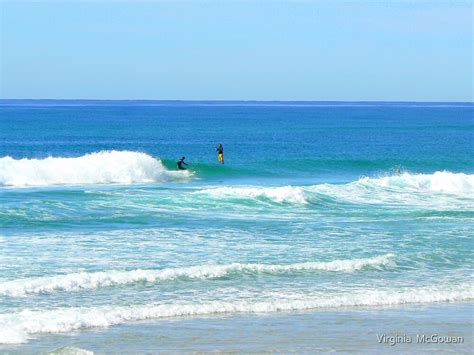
[2,302,472,353]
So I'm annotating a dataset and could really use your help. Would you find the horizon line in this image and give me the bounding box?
[1,99,473,104]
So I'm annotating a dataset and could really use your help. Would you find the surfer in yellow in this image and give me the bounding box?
[215,143,224,164]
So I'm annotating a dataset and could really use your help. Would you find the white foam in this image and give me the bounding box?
[358,171,474,194]
[308,171,474,208]
[196,186,308,204]
[0,151,190,187]
[0,254,394,297]
[194,172,473,207]
[0,283,471,344]
[47,346,93,355]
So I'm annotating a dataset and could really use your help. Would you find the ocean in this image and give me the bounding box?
[0,100,473,352]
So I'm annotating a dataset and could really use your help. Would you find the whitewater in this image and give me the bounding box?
[1,151,472,200]
[1,283,472,345]
[0,151,191,186]
[1,101,472,351]
[0,254,395,297]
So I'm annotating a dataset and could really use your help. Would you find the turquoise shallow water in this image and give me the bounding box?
[0,100,472,348]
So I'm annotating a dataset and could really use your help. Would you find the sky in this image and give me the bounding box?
[0,1,472,101]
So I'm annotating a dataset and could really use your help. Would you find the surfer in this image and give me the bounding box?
[177,156,188,170]
[216,143,224,164]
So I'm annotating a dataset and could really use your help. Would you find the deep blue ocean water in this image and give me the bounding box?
[0,100,472,349]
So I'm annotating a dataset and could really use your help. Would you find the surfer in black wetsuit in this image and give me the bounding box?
[177,156,188,170]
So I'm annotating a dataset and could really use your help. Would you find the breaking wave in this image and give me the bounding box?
[358,171,474,194]
[0,151,191,187]
[0,254,394,297]
[196,185,308,204]
[0,283,471,344]
[195,171,474,206]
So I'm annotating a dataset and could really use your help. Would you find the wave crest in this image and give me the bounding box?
[0,254,394,297]
[0,151,190,187]
[195,172,473,206]
[358,171,474,194]
[0,283,471,344]
[196,186,308,204]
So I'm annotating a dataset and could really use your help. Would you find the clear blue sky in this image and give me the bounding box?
[1,1,472,101]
